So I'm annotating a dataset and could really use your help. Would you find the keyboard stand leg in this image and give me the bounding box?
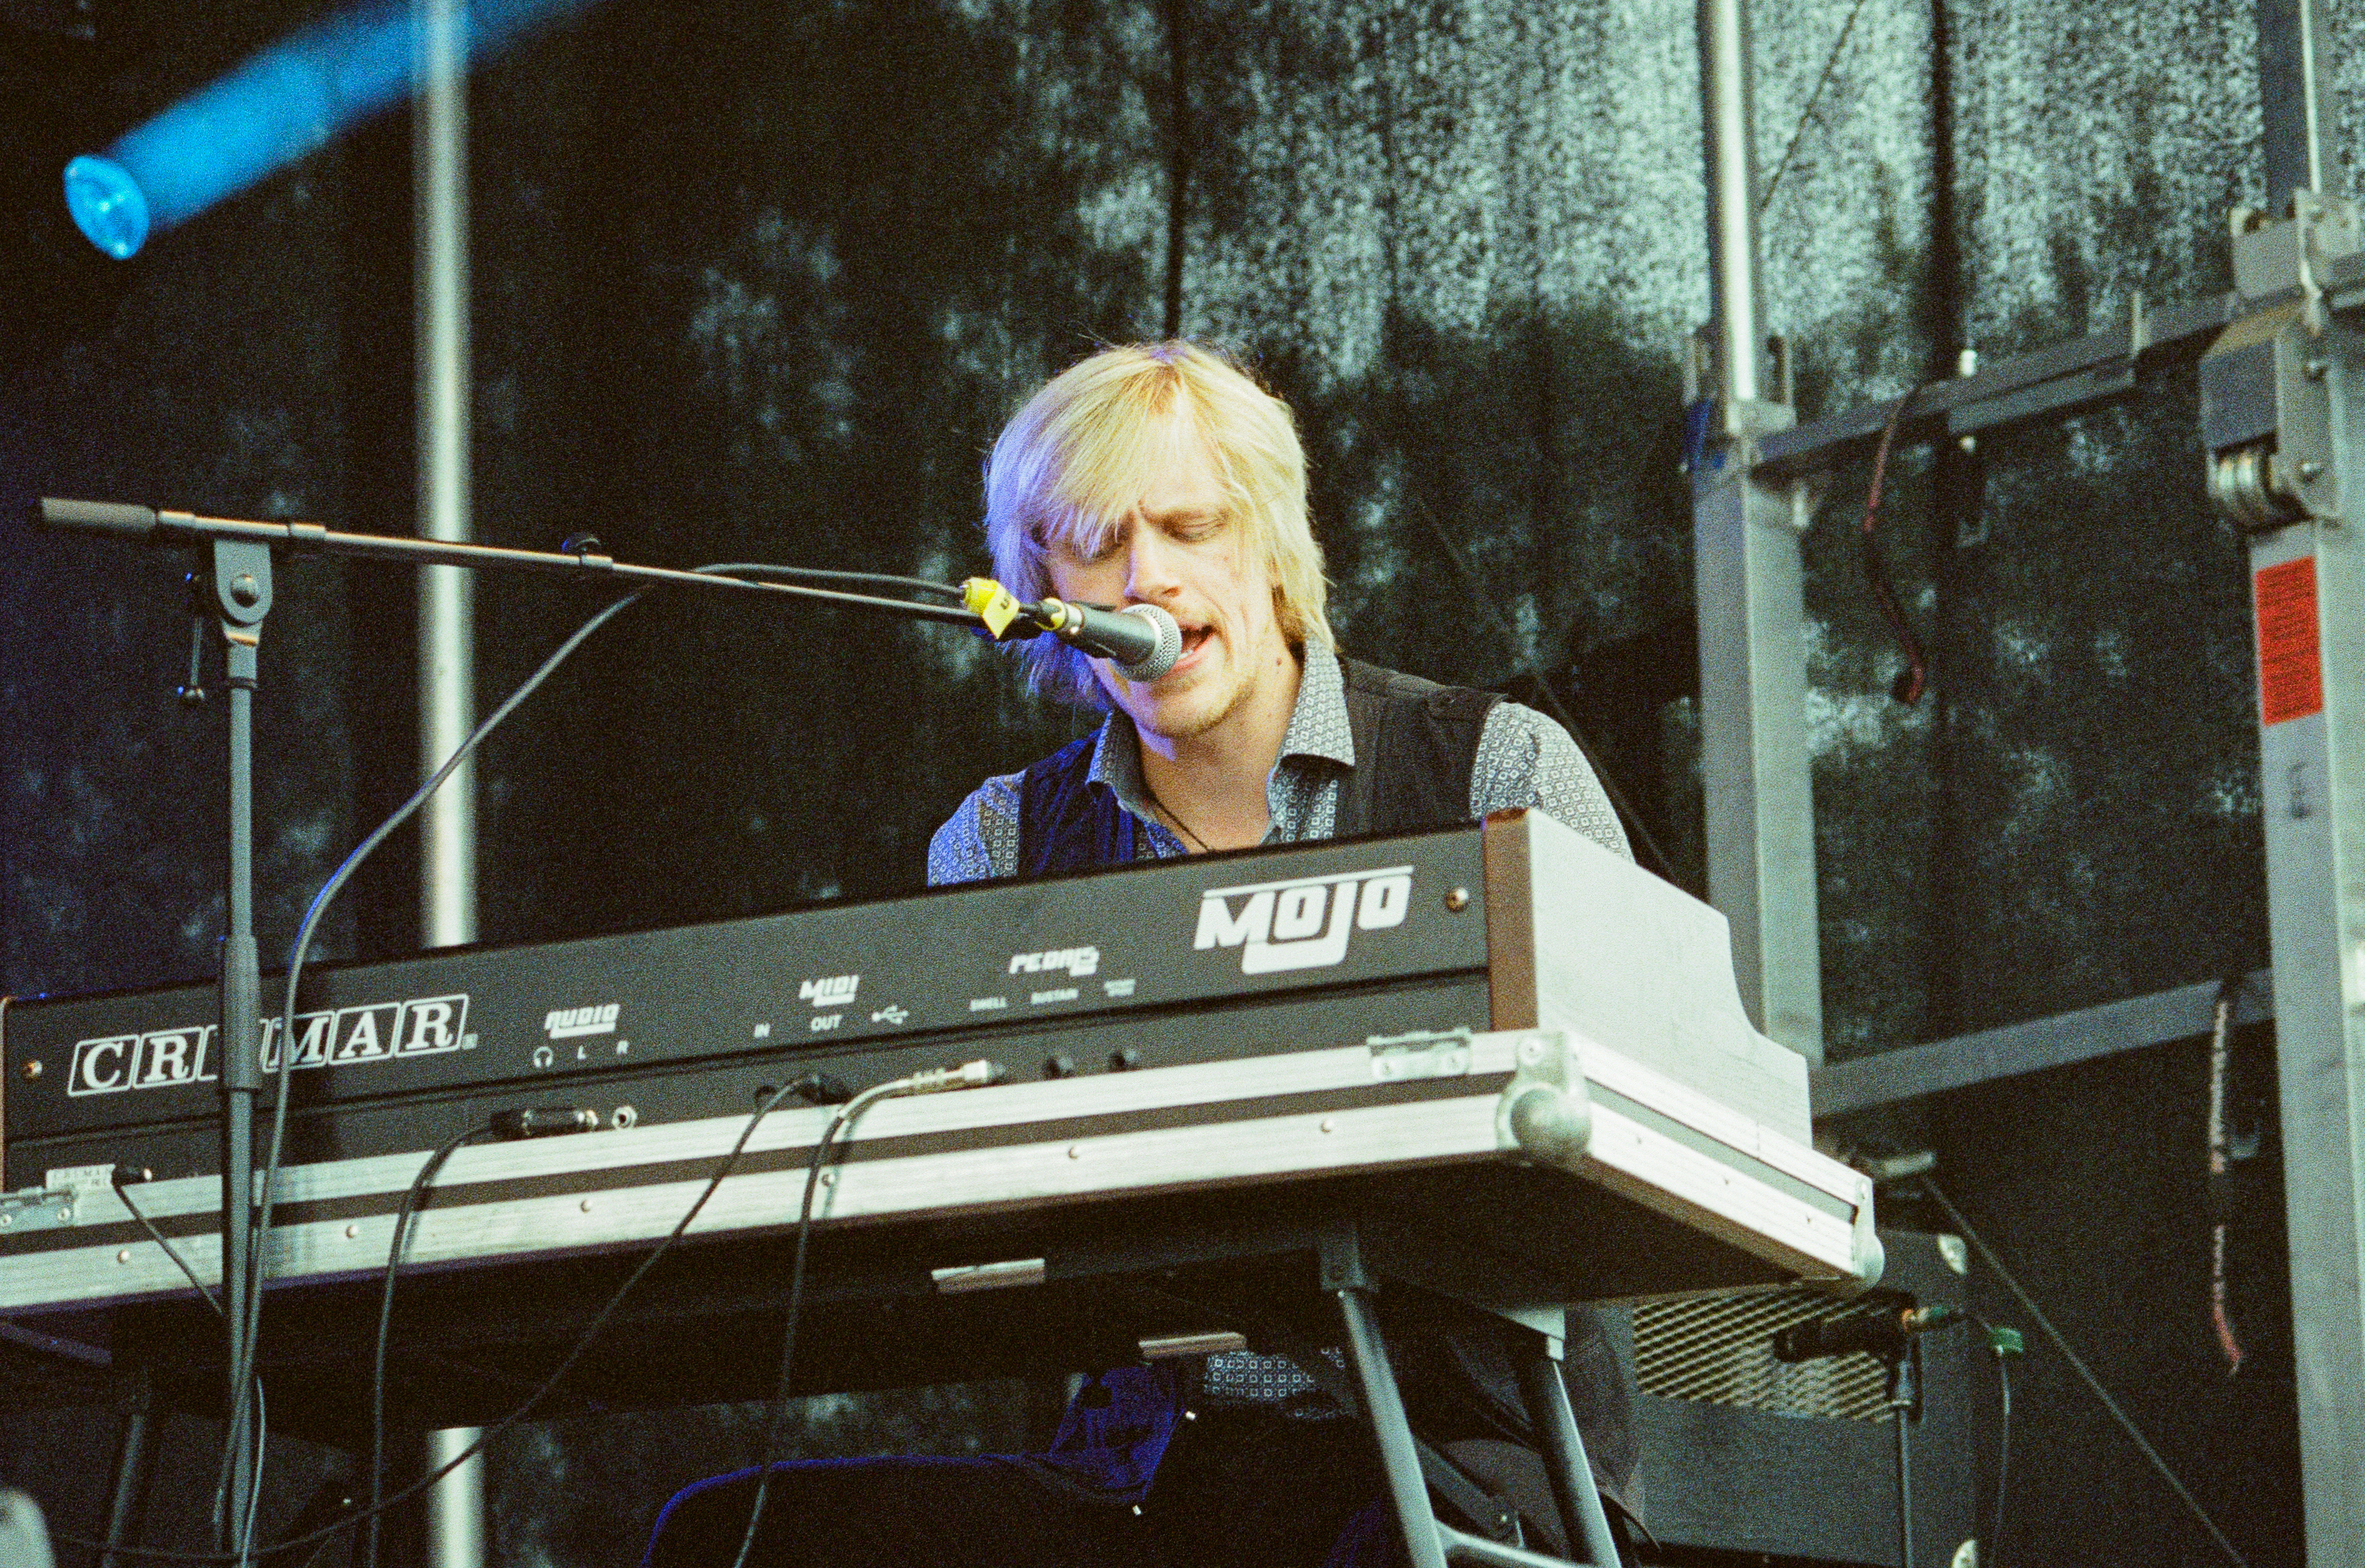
[1512,1336,1622,1568]
[1323,1227,1602,1568]
[1334,1280,1449,1568]
[101,1369,154,1568]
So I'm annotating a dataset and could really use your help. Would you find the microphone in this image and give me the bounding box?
[1772,1302,1961,1362]
[1034,599,1184,681]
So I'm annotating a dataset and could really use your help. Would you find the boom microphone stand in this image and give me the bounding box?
[35,497,986,1549]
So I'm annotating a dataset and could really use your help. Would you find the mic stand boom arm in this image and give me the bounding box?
[36,498,983,624]
[34,495,983,1551]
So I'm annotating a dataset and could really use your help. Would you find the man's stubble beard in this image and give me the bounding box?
[1122,643,1255,747]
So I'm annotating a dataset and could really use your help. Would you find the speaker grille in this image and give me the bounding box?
[1632,1288,1897,1422]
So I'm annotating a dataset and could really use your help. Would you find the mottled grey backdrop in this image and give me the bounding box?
[2,0,2351,1562]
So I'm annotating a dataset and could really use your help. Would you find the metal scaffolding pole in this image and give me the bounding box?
[2259,0,2339,219]
[416,0,475,957]
[2235,330,2365,1566]
[415,0,483,1562]
[424,1428,487,1568]
[2209,5,2365,1558]
[1701,0,2360,1554]
[1690,0,1822,1063]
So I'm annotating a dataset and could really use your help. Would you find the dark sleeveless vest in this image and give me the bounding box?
[1015,655,1501,877]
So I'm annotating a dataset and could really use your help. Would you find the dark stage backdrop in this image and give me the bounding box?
[3,0,2357,1562]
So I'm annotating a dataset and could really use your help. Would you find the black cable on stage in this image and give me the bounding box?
[719,1062,995,1568]
[114,1175,274,1562]
[74,550,972,1566]
[724,1078,902,1568]
[114,1176,222,1316]
[1919,1178,2247,1568]
[225,557,970,1528]
[723,1110,854,1568]
[366,1125,492,1568]
[1993,1339,2013,1568]
[59,1074,829,1564]
[1960,1310,2021,1568]
[218,583,646,1538]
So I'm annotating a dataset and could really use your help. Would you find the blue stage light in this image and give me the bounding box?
[62,0,591,259]
[64,154,150,259]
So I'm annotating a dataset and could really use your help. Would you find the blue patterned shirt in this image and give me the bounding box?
[928,648,1630,882]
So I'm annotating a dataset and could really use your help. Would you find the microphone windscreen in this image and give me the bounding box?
[39,498,160,538]
[1114,604,1183,681]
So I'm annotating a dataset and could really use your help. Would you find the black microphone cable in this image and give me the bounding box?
[62,1071,848,1564]
[191,554,967,1562]
[108,1170,273,1562]
[725,1062,1001,1568]
[365,1123,493,1568]
[112,1168,220,1315]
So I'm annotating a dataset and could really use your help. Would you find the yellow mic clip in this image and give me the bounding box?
[961,577,1026,640]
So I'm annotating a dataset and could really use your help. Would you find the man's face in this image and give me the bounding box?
[1043,416,1291,747]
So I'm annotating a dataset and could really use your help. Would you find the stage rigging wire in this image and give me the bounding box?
[1758,0,1876,215]
[1417,513,1682,884]
[63,559,973,1564]
[1860,384,1931,706]
[1919,1178,2248,1568]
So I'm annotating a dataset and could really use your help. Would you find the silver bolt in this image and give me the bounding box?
[116,1248,132,1264]
[579,1198,593,1212]
[2300,459,2325,483]
[345,1223,360,1239]
[2307,358,2330,381]
[1066,1144,1082,1160]
[820,1170,837,1186]
[1319,1118,1335,1133]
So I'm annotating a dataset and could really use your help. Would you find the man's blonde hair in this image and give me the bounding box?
[983,341,1332,703]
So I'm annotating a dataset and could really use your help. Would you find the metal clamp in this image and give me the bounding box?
[1369,1029,1476,1082]
[2230,196,2363,309]
[2201,310,2354,530]
[1492,1032,1592,1166]
[0,1184,81,1231]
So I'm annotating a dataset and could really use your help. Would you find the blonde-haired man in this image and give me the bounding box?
[921,343,1642,1558]
[929,341,1630,881]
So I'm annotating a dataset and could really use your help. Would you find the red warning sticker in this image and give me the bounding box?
[2255,557,2324,726]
